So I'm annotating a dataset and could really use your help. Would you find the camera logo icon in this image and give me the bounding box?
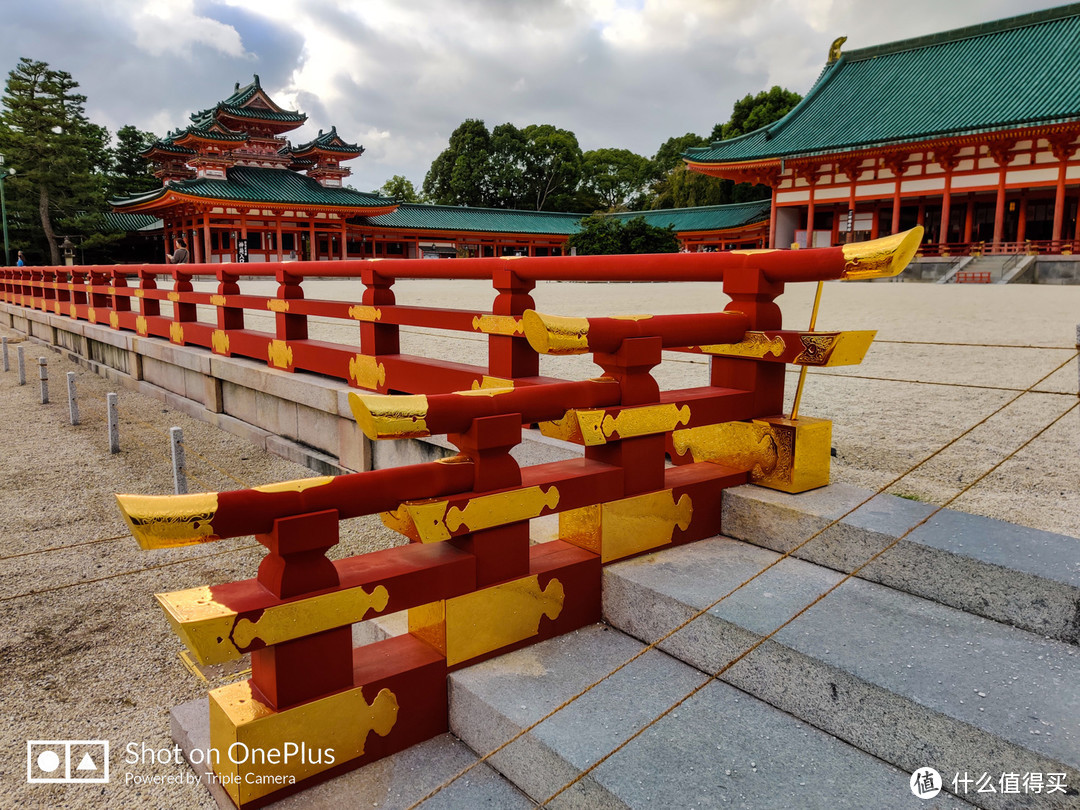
[27,740,109,784]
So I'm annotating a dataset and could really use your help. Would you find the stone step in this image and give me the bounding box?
[449,624,971,809]
[603,537,1080,810]
[721,483,1080,645]
[171,699,534,809]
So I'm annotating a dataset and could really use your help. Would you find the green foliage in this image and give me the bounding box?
[376,174,421,203]
[641,87,801,210]
[423,119,587,211]
[106,125,159,201]
[651,133,708,175]
[566,213,679,255]
[0,58,109,264]
[579,147,651,211]
[710,85,802,141]
[422,119,492,207]
[520,123,582,211]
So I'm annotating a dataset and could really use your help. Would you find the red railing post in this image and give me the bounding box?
[29,265,43,310]
[249,509,354,710]
[88,268,110,324]
[489,267,538,380]
[590,335,666,496]
[447,412,530,586]
[54,267,70,315]
[359,266,398,355]
[137,268,159,314]
[69,267,86,316]
[170,268,196,345]
[42,266,58,313]
[215,268,243,331]
[112,268,131,316]
[717,266,786,416]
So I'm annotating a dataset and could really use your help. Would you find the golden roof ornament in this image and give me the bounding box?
[828,36,847,63]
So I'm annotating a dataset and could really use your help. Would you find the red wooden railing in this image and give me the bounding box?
[0,231,922,808]
[0,249,889,394]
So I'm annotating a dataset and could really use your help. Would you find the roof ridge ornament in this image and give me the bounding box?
[828,36,847,63]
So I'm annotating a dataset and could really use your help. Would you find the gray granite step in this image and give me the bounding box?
[603,537,1080,810]
[721,483,1080,645]
[171,699,534,809]
[448,624,971,809]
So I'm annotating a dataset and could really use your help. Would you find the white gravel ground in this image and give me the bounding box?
[0,279,1077,809]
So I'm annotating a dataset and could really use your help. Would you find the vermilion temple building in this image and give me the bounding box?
[110,77,768,262]
[684,4,1080,256]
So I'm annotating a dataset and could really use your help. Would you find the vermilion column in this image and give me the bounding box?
[992,167,1007,249]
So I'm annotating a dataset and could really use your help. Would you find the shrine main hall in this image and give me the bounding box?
[685,4,1080,256]
[112,4,1080,261]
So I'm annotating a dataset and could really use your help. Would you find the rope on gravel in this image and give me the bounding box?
[0,533,131,561]
[404,348,1079,810]
[0,541,263,604]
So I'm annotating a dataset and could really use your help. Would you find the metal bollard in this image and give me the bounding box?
[170,427,188,495]
[2,337,7,372]
[38,357,48,404]
[107,392,119,454]
[67,372,79,425]
[17,345,25,385]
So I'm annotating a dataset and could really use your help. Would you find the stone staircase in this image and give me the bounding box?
[180,484,1080,809]
[940,254,1037,284]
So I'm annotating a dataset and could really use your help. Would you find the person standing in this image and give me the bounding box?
[15,251,25,267]
[166,237,189,264]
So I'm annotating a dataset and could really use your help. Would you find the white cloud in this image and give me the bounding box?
[128,0,251,58]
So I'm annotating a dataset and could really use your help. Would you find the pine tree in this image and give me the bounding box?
[0,58,107,264]
[107,125,159,201]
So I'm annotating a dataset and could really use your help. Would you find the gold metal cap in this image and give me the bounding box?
[116,492,220,549]
[522,310,590,355]
[348,392,430,439]
[841,226,923,280]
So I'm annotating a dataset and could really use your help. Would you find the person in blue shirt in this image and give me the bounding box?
[15,251,25,267]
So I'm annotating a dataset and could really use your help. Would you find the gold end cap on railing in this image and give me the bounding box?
[348,392,430,440]
[522,310,590,355]
[841,225,924,280]
[116,492,220,549]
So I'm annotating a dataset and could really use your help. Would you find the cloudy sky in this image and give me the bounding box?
[1,0,1066,192]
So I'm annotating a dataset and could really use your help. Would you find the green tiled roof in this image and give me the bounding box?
[190,75,307,128]
[103,212,161,232]
[611,200,771,232]
[177,125,249,143]
[111,166,395,210]
[143,139,195,157]
[359,201,769,236]
[360,204,584,235]
[685,4,1080,164]
[293,126,364,155]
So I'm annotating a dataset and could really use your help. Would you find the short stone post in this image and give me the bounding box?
[67,372,79,426]
[170,426,188,495]
[38,357,48,404]
[107,392,119,454]
[17,345,25,385]
[2,337,8,372]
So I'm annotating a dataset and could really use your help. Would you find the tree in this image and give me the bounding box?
[521,124,582,211]
[487,123,530,209]
[640,86,802,210]
[579,148,652,211]
[0,58,108,265]
[422,119,492,206]
[376,175,421,203]
[566,213,679,255]
[107,125,159,201]
[710,86,802,141]
[651,133,708,175]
